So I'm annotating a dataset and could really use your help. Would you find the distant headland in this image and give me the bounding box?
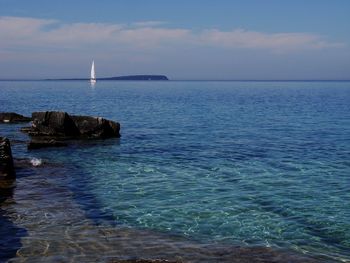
[45,75,169,81]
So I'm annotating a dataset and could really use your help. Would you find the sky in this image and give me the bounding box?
[0,0,349,80]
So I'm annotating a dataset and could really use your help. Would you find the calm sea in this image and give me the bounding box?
[1,80,349,262]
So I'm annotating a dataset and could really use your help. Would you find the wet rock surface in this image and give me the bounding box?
[71,115,121,138]
[0,137,16,185]
[30,111,80,137]
[24,111,120,149]
[29,111,120,138]
[27,139,68,149]
[0,112,31,123]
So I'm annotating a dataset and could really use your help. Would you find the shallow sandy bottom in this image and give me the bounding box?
[0,161,324,263]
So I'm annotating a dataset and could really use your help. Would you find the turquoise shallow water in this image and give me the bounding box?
[1,80,350,261]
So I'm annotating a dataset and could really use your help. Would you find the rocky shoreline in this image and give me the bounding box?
[0,112,323,262]
[0,110,121,192]
[1,111,121,150]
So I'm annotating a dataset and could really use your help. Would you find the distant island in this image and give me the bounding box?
[45,75,169,81]
[101,75,168,81]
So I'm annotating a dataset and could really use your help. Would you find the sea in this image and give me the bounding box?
[0,80,349,262]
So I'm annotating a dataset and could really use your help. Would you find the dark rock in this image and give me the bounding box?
[25,111,120,149]
[0,137,15,187]
[27,139,68,150]
[29,111,120,139]
[31,111,80,137]
[0,112,31,123]
[71,115,120,138]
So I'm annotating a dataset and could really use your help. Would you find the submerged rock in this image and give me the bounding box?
[0,137,15,187]
[0,112,31,123]
[27,139,68,149]
[25,111,120,149]
[14,157,63,169]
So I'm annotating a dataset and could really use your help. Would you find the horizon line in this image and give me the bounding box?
[0,78,350,82]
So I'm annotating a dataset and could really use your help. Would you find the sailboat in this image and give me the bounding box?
[90,60,96,83]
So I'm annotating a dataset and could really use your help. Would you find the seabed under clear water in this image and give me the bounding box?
[1,80,349,262]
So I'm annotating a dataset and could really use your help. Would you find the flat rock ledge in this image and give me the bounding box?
[0,137,16,188]
[27,139,68,150]
[0,112,31,123]
[22,111,121,149]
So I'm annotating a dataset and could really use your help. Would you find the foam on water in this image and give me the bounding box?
[30,157,42,167]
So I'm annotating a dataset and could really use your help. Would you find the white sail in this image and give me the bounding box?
[90,60,96,83]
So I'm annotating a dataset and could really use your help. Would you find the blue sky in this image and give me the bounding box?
[0,0,349,79]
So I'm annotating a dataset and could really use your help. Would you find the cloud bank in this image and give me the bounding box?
[0,16,348,79]
[0,16,343,52]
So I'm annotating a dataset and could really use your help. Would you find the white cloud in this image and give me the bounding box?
[199,29,344,51]
[0,16,344,53]
[131,21,167,27]
[0,16,55,45]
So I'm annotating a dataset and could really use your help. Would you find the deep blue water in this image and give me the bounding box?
[1,80,350,261]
